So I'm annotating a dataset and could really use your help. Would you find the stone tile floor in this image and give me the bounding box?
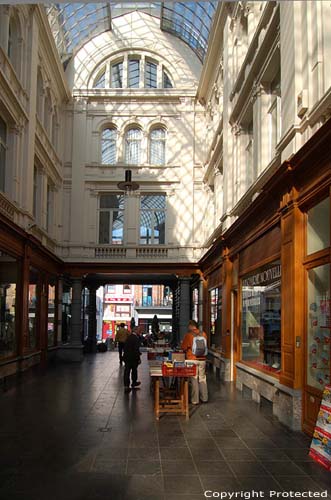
[0,352,330,500]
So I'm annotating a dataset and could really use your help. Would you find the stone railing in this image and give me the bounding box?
[0,192,16,221]
[136,247,168,258]
[95,246,127,258]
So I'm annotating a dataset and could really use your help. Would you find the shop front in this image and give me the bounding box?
[303,195,331,434]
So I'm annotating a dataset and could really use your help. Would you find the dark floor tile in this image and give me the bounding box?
[161,460,195,475]
[191,447,223,461]
[215,437,247,449]
[237,476,282,491]
[276,475,325,491]
[123,474,164,496]
[160,447,192,461]
[158,436,187,448]
[194,460,234,476]
[163,475,203,494]
[92,459,127,473]
[251,448,291,461]
[128,447,159,460]
[200,475,241,491]
[221,448,256,461]
[262,461,308,476]
[242,438,278,449]
[186,438,218,449]
[209,429,238,438]
[281,448,313,462]
[127,459,161,475]
[227,461,270,477]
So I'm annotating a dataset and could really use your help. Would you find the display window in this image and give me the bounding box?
[28,267,40,351]
[0,251,18,359]
[192,288,199,323]
[306,196,331,392]
[209,286,222,345]
[47,277,56,347]
[307,264,330,390]
[241,261,281,374]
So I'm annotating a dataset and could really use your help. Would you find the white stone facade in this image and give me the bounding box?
[1,2,331,264]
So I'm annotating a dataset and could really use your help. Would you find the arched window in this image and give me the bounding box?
[111,61,123,88]
[101,128,117,164]
[0,117,7,192]
[163,70,173,89]
[93,68,106,88]
[51,110,58,149]
[44,90,52,135]
[36,70,43,119]
[125,128,142,165]
[150,128,166,165]
[8,15,20,76]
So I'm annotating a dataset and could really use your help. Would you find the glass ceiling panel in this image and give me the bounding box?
[47,2,217,62]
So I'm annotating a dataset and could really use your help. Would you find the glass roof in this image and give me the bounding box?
[47,2,217,62]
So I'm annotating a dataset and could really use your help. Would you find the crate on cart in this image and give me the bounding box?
[162,363,196,377]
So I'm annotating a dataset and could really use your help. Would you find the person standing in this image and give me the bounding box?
[181,320,208,405]
[123,327,141,393]
[115,323,128,365]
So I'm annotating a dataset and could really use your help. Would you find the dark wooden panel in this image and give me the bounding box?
[239,225,281,274]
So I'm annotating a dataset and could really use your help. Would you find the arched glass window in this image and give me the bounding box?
[145,60,157,88]
[101,128,117,164]
[125,128,142,165]
[93,68,106,88]
[163,70,173,89]
[150,128,166,165]
[111,61,123,88]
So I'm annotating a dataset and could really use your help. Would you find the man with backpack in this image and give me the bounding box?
[181,320,208,405]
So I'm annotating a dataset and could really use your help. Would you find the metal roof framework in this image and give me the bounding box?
[46,2,217,62]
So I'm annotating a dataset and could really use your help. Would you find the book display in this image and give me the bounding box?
[309,385,331,470]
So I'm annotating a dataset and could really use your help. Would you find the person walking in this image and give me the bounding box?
[115,323,128,365]
[181,320,208,405]
[123,327,141,393]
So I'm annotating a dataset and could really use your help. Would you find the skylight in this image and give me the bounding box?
[46,2,217,62]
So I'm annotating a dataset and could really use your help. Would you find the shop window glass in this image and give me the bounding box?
[62,286,71,343]
[101,128,117,164]
[307,198,330,255]
[99,194,124,245]
[241,261,281,374]
[48,278,56,347]
[140,195,166,245]
[142,285,153,306]
[111,61,123,88]
[210,287,222,344]
[307,264,330,390]
[192,288,199,322]
[0,117,7,192]
[28,268,40,351]
[0,252,17,358]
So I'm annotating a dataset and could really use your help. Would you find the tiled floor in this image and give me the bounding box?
[0,352,330,500]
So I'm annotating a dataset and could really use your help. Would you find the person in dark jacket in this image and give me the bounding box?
[123,327,141,393]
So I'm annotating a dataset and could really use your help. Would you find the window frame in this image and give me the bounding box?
[149,127,166,165]
[98,194,125,245]
[101,127,118,165]
[125,127,142,165]
[139,194,166,245]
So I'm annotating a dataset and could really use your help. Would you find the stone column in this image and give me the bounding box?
[178,277,191,341]
[57,277,84,362]
[87,286,97,353]
[198,277,205,328]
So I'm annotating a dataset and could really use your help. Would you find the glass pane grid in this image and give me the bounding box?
[47,2,216,60]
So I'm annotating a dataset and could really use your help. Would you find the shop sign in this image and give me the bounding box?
[242,263,281,287]
[104,295,132,303]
